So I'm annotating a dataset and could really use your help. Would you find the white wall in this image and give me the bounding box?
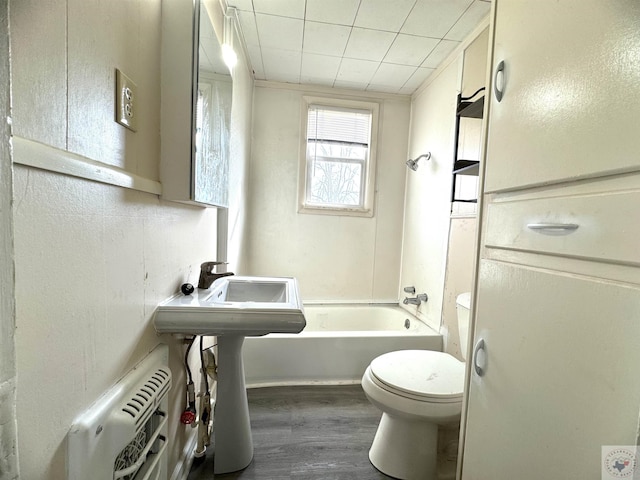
[400,59,461,331]
[246,84,410,302]
[9,0,252,478]
[400,24,488,336]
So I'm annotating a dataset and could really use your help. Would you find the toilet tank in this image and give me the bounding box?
[456,292,471,360]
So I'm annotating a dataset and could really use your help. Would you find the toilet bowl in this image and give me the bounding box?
[361,292,471,480]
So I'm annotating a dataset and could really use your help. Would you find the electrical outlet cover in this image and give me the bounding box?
[115,69,138,132]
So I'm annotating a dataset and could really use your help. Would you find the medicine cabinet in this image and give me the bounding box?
[160,0,232,207]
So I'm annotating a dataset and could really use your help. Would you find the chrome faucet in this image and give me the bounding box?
[198,261,234,289]
[403,293,428,305]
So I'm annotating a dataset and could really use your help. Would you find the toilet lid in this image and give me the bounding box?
[370,350,464,401]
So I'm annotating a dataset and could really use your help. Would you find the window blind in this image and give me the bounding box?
[307,105,371,146]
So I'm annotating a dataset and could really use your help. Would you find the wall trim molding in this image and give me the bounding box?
[12,136,162,195]
[254,80,412,102]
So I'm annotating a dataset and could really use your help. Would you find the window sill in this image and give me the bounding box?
[298,204,374,218]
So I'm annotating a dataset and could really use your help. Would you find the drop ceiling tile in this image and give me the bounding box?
[227,0,253,11]
[383,34,440,66]
[301,53,341,80]
[399,85,417,95]
[200,11,216,39]
[444,1,491,41]
[246,45,266,79]
[253,0,305,19]
[237,10,260,47]
[261,47,302,82]
[343,28,396,62]
[303,21,351,57]
[370,63,416,88]
[354,0,416,32]
[403,67,435,90]
[401,0,473,38]
[200,42,226,74]
[421,39,459,68]
[336,57,380,83]
[199,45,211,71]
[255,13,303,51]
[305,0,360,25]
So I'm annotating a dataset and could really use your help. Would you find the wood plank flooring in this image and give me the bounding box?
[187,385,394,479]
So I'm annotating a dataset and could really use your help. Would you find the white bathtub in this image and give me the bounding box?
[242,303,442,387]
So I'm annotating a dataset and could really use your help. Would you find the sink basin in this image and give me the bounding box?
[154,276,306,336]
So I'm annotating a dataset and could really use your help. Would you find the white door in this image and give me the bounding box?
[484,0,640,193]
[461,260,640,479]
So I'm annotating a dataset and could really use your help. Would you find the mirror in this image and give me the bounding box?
[159,0,233,207]
[193,1,233,207]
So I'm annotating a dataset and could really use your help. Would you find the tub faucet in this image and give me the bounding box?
[198,261,234,289]
[403,293,428,305]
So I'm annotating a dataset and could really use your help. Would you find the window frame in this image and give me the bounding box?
[298,96,379,217]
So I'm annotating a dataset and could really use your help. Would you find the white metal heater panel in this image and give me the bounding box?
[68,344,172,480]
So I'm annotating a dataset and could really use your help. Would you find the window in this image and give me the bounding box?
[299,97,379,216]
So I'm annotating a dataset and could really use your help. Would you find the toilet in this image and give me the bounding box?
[361,292,471,480]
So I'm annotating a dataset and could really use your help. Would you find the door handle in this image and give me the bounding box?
[473,338,487,377]
[494,60,505,102]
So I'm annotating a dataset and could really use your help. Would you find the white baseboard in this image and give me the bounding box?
[170,430,198,480]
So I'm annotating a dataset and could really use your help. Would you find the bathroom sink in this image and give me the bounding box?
[154,276,306,336]
[155,275,306,473]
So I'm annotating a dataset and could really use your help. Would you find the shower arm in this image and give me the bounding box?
[412,153,431,162]
[406,152,431,171]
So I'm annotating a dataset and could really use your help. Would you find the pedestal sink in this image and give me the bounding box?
[154,276,306,474]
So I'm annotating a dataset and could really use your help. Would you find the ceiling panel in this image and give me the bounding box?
[421,39,460,68]
[261,47,302,83]
[383,34,440,66]
[370,62,417,88]
[403,66,436,91]
[401,0,474,38]
[301,53,342,84]
[444,0,491,41]
[343,27,396,62]
[229,0,253,11]
[228,0,490,94]
[303,21,351,57]
[354,0,416,32]
[237,10,260,47]
[252,0,306,19]
[255,13,304,51]
[305,0,360,25]
[336,57,380,83]
[246,45,265,79]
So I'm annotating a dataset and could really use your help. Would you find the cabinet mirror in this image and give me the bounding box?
[161,0,233,208]
[194,1,232,206]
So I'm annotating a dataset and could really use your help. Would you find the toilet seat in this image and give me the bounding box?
[369,350,464,404]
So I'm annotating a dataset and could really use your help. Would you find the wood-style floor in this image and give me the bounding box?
[187,385,394,479]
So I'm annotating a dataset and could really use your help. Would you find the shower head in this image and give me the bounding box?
[406,158,418,171]
[406,152,431,171]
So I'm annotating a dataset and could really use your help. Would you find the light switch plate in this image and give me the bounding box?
[115,69,137,132]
